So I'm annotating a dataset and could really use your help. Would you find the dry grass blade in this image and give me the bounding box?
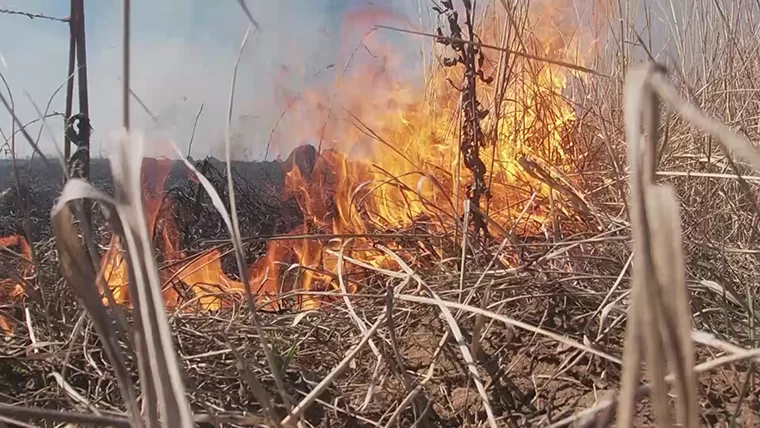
[223,28,293,413]
[0,82,51,165]
[24,76,136,343]
[336,238,382,358]
[157,20,295,419]
[0,414,35,428]
[647,185,699,425]
[223,27,255,314]
[468,192,537,359]
[548,345,760,428]
[10,1,760,426]
[0,405,130,427]
[383,385,427,428]
[236,0,261,31]
[646,185,699,426]
[617,62,704,427]
[49,371,99,412]
[647,70,760,172]
[225,338,282,428]
[109,131,194,428]
[383,286,428,426]
[375,24,608,77]
[636,64,672,428]
[618,63,665,428]
[558,44,760,427]
[29,66,81,171]
[691,330,760,364]
[325,248,407,279]
[50,182,142,428]
[699,280,743,307]
[170,138,293,415]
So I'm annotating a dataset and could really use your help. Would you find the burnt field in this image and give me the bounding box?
[0,154,289,241]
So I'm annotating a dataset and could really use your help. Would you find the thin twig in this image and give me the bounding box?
[187,103,204,158]
[0,405,129,427]
[376,25,609,77]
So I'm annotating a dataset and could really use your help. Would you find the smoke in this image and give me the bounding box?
[0,0,425,160]
[2,0,721,161]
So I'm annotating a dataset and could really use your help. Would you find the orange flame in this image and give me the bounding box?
[0,234,34,337]
[172,250,243,311]
[96,5,590,313]
[100,158,231,309]
[100,157,175,305]
[99,158,260,311]
[241,5,590,308]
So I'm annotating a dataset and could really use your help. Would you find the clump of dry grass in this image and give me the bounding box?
[548,58,760,427]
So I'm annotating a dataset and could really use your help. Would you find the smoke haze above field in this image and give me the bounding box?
[0,0,703,161]
[0,0,428,160]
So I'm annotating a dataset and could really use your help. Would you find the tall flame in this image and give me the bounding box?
[269,6,586,234]
[251,5,588,301]
[98,5,589,312]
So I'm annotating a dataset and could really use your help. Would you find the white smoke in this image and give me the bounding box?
[0,0,426,159]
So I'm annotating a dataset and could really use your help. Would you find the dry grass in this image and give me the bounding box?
[3,0,760,427]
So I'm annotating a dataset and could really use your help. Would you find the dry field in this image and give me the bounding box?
[2,0,760,427]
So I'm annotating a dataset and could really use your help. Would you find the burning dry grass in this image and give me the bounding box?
[3,0,760,427]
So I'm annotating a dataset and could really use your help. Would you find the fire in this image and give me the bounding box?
[269,6,586,235]
[100,235,129,303]
[100,157,175,305]
[0,5,593,330]
[97,4,589,313]
[232,4,590,308]
[0,234,34,337]
[100,158,246,311]
[171,250,243,310]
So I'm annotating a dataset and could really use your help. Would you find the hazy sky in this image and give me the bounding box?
[0,0,427,160]
[0,0,701,161]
